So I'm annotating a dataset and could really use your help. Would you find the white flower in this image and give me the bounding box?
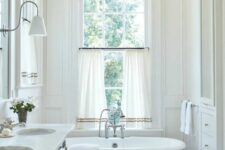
[11,98,22,106]
[27,97,38,107]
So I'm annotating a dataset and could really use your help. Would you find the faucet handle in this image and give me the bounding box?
[120,110,125,118]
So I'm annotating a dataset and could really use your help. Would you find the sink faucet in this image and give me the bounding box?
[0,118,14,132]
[0,118,25,133]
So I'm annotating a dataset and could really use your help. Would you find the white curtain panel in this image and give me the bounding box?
[77,50,107,129]
[122,49,152,128]
[20,21,38,85]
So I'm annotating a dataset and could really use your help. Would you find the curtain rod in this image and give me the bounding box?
[79,47,150,50]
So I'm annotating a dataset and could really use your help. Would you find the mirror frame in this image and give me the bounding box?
[200,0,215,106]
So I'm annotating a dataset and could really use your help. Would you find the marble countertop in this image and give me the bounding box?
[0,124,74,150]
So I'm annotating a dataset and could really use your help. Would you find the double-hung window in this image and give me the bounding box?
[78,0,151,129]
[83,0,145,109]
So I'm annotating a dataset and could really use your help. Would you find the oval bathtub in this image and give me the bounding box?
[66,137,186,150]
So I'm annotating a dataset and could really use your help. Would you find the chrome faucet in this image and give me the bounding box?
[0,118,25,133]
[98,108,125,138]
[0,118,14,133]
[105,109,125,138]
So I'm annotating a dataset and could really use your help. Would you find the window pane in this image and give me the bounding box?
[104,52,123,87]
[125,0,144,12]
[84,15,104,47]
[124,14,144,47]
[105,89,122,107]
[84,0,104,12]
[105,0,123,12]
[105,15,123,48]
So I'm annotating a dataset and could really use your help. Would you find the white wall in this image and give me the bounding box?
[158,1,200,149]
[43,0,76,123]
[43,0,201,149]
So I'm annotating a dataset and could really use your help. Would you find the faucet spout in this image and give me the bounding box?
[98,109,110,137]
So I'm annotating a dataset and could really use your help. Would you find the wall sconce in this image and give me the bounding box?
[0,1,47,36]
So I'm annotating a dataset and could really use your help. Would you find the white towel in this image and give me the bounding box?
[184,102,192,135]
[180,100,187,133]
[69,144,100,150]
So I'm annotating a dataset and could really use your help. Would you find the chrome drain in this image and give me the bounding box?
[112,143,118,148]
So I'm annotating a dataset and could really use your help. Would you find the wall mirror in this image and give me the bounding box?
[0,0,10,99]
[201,0,215,105]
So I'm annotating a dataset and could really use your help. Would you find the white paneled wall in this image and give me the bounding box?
[161,0,183,140]
[43,1,201,150]
[43,0,76,123]
[160,0,201,149]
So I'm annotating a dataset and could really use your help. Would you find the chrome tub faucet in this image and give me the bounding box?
[98,108,125,139]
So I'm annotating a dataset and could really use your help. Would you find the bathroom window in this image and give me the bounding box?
[78,0,151,129]
[83,0,145,107]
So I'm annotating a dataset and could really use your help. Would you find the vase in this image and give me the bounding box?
[17,109,27,123]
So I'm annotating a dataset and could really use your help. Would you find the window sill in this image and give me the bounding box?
[67,128,164,138]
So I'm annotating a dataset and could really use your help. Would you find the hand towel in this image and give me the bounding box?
[180,100,187,133]
[69,144,100,150]
[184,102,192,135]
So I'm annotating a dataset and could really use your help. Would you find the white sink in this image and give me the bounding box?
[17,128,56,136]
[0,146,33,150]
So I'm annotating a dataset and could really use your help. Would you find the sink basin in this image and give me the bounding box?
[0,146,33,150]
[17,128,56,136]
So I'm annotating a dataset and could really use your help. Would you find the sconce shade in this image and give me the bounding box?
[29,16,47,36]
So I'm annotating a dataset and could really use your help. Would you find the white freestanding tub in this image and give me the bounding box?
[66,137,186,150]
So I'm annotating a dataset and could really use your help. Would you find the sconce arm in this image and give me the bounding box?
[0,1,39,33]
